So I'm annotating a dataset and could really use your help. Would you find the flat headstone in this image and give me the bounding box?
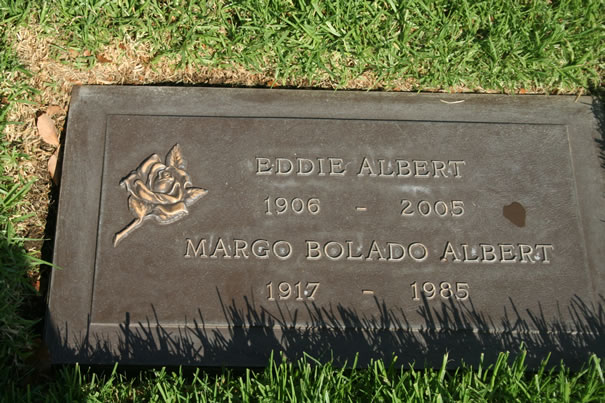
[46,87,604,367]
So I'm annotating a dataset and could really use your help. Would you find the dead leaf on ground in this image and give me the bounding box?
[96,53,112,63]
[519,88,527,94]
[46,105,63,116]
[48,148,60,184]
[83,49,92,57]
[36,113,59,146]
[1,97,8,104]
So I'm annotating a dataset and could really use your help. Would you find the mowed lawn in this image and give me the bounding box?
[1,0,604,401]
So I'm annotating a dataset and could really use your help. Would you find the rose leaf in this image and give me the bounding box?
[184,187,207,206]
[167,144,186,170]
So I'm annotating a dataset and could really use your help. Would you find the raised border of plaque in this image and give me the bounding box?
[46,87,604,368]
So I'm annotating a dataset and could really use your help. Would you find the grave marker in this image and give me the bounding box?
[46,87,604,367]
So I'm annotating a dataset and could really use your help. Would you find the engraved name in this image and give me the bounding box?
[441,242,554,263]
[185,238,293,260]
[184,239,554,264]
[255,157,465,178]
[305,240,429,262]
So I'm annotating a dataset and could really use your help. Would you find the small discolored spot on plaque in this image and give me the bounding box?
[503,202,526,227]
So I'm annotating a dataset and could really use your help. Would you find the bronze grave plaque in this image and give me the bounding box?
[46,87,604,367]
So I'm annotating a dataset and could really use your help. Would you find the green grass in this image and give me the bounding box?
[0,352,604,402]
[3,0,605,91]
[0,17,37,384]
[1,0,604,400]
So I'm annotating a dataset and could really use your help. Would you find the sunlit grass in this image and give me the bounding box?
[1,352,604,402]
[3,0,604,91]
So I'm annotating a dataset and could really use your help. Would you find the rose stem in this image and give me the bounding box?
[113,218,143,247]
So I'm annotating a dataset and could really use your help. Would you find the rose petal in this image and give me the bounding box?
[128,196,151,219]
[173,167,190,186]
[147,162,167,189]
[37,113,59,146]
[136,154,162,179]
[166,180,183,199]
[152,176,175,194]
[132,179,163,204]
[152,202,188,224]
[121,155,161,191]
[133,179,181,205]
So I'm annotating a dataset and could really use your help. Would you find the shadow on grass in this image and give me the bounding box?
[0,232,39,380]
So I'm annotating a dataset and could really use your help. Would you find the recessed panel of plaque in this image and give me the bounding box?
[46,87,604,367]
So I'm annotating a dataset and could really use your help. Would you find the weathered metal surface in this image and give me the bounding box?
[46,87,604,367]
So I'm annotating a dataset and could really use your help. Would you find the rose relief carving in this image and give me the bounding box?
[113,144,207,247]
